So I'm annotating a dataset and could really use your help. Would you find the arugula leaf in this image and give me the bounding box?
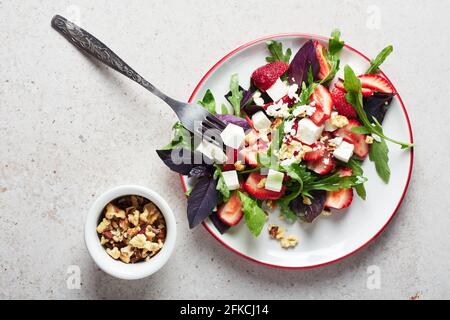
[265,40,292,63]
[343,65,413,149]
[328,29,345,56]
[214,166,230,202]
[320,29,344,84]
[198,89,216,114]
[238,191,267,237]
[160,122,193,150]
[261,121,284,170]
[366,45,393,74]
[278,199,297,222]
[369,138,390,183]
[347,158,367,199]
[227,74,243,117]
[221,103,230,115]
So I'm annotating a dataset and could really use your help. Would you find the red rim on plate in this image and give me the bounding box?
[180,33,414,269]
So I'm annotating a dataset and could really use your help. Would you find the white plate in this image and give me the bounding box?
[182,34,414,269]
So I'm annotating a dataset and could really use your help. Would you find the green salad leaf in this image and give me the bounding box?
[320,29,344,84]
[366,45,393,74]
[160,122,193,150]
[198,89,216,114]
[265,40,292,63]
[343,65,413,182]
[238,191,267,237]
[227,74,243,117]
[214,166,230,202]
[347,158,367,199]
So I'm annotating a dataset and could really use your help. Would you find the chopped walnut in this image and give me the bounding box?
[280,235,299,248]
[302,196,312,205]
[330,115,349,128]
[234,161,245,171]
[96,195,166,264]
[266,200,277,211]
[365,135,374,144]
[269,224,285,240]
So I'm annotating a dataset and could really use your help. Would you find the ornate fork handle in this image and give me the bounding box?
[51,15,171,102]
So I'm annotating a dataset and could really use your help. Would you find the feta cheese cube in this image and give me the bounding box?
[221,170,240,190]
[296,118,324,145]
[195,140,227,164]
[220,123,245,149]
[251,111,272,131]
[333,141,354,163]
[324,112,338,132]
[266,78,288,102]
[265,169,284,192]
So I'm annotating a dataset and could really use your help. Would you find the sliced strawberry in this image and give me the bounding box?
[251,61,289,91]
[314,41,331,80]
[335,80,373,97]
[223,148,239,171]
[240,142,268,167]
[358,74,394,94]
[330,85,358,119]
[334,119,369,159]
[243,172,286,200]
[306,153,335,175]
[337,167,353,177]
[217,191,243,226]
[325,188,353,209]
[303,141,327,161]
[310,84,333,125]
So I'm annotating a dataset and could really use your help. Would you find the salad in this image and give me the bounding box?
[157,30,413,239]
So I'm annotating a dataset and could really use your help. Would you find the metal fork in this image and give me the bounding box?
[51,15,226,147]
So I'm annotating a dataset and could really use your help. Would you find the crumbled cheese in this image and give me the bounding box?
[266,99,290,118]
[328,137,343,147]
[287,83,299,100]
[292,104,316,118]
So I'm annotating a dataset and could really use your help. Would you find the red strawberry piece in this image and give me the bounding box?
[325,188,353,209]
[314,41,331,80]
[335,80,373,97]
[217,191,243,226]
[306,153,335,175]
[303,141,327,161]
[240,142,268,167]
[310,84,333,125]
[330,85,358,119]
[251,61,289,91]
[358,74,394,94]
[334,119,369,159]
[223,148,239,171]
[337,167,353,177]
[243,172,286,200]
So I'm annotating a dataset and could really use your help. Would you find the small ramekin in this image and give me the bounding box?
[85,185,176,280]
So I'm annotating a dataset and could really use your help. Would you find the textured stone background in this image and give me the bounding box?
[0,0,449,299]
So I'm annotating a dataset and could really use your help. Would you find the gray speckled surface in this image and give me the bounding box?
[0,0,449,300]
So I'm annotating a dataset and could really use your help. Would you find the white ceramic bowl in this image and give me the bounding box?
[85,185,176,280]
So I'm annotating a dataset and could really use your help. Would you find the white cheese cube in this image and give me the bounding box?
[251,111,272,131]
[265,169,284,192]
[324,111,338,132]
[195,140,227,164]
[333,141,354,163]
[221,170,240,190]
[266,78,288,102]
[220,123,245,149]
[296,118,324,145]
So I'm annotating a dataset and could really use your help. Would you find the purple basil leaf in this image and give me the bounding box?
[156,148,201,176]
[289,190,326,223]
[243,104,266,117]
[216,114,251,130]
[287,40,319,86]
[187,176,218,228]
[363,93,395,124]
[189,165,214,178]
[209,211,230,234]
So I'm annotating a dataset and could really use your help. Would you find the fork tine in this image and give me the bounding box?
[206,114,227,130]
